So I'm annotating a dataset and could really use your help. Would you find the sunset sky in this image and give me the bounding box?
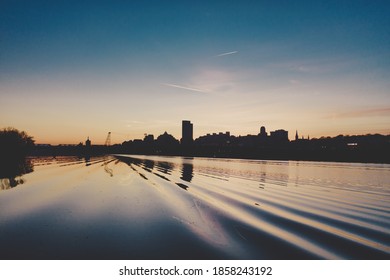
[1,1,389,145]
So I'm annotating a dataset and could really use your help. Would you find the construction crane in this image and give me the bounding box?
[103,131,130,146]
[105,132,111,146]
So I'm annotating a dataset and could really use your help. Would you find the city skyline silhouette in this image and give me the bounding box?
[16,119,387,164]
[1,2,390,271]
[1,1,389,145]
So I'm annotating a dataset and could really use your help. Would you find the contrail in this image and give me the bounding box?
[161,83,208,93]
[217,51,238,57]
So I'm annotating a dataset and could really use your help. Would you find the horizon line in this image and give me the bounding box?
[34,131,390,146]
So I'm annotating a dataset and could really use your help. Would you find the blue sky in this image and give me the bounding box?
[1,0,389,144]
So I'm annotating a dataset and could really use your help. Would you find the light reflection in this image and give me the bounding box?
[0,154,389,259]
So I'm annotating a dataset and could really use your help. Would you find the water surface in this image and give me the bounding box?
[0,155,389,259]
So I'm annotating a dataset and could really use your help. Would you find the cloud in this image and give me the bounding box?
[326,107,390,119]
[161,83,209,93]
[187,68,238,94]
[216,51,238,57]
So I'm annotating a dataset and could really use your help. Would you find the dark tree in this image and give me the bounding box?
[0,127,35,160]
[0,128,35,186]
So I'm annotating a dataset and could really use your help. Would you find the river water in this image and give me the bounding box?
[0,155,389,259]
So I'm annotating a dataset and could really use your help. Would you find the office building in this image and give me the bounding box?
[181,120,193,145]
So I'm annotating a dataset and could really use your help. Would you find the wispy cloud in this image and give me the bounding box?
[326,107,390,119]
[161,83,209,93]
[216,51,238,57]
[188,68,238,93]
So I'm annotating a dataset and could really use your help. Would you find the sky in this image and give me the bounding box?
[1,0,389,144]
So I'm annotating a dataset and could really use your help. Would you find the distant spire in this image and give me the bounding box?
[85,136,91,147]
[295,130,299,141]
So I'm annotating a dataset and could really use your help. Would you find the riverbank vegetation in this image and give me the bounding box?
[0,127,35,183]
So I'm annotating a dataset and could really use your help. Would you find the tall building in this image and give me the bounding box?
[85,137,91,147]
[181,120,193,145]
[259,126,267,137]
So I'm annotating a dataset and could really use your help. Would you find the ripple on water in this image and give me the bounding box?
[0,155,389,259]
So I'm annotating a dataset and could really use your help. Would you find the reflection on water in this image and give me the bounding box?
[0,157,33,190]
[181,163,193,183]
[0,154,389,259]
[143,159,155,171]
[156,161,174,174]
[85,156,91,166]
[103,156,114,177]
